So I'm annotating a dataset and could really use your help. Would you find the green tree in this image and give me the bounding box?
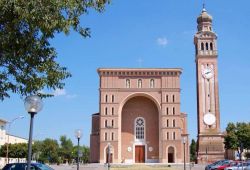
[0,143,27,161]
[38,138,59,163]
[224,122,250,150]
[72,145,90,163]
[0,0,109,100]
[58,135,74,163]
[189,139,197,162]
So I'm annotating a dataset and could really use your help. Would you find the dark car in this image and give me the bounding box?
[205,160,230,170]
[2,163,54,170]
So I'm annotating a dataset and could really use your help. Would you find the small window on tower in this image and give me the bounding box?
[201,43,204,50]
[112,95,115,103]
[210,43,213,50]
[206,43,209,50]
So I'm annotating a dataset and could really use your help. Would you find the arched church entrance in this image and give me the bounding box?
[121,96,159,163]
[168,146,175,163]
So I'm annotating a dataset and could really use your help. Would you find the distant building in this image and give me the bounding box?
[90,68,189,163]
[0,118,28,145]
[0,118,28,168]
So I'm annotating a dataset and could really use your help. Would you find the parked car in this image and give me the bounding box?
[244,162,250,170]
[225,161,250,170]
[2,163,54,170]
[205,160,231,170]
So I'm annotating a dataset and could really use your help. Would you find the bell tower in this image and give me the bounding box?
[194,7,224,164]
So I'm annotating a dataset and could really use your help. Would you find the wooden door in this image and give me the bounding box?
[106,153,113,163]
[135,145,145,163]
[168,153,174,163]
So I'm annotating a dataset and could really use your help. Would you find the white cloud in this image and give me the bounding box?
[53,88,67,96]
[156,37,168,47]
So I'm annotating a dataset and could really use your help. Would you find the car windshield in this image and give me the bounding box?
[35,164,54,170]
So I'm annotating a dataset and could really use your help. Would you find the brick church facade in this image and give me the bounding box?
[90,68,189,163]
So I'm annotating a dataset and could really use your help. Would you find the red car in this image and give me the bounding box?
[216,161,235,170]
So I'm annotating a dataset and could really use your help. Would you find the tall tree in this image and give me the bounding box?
[189,139,197,162]
[0,0,109,100]
[39,138,60,163]
[224,122,250,150]
[59,135,74,163]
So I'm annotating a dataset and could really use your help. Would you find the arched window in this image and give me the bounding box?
[105,132,108,141]
[138,79,142,88]
[150,79,155,88]
[126,79,130,88]
[173,107,175,115]
[172,95,175,103]
[166,107,169,115]
[105,107,108,115]
[167,119,169,127]
[112,95,115,103]
[111,132,114,140]
[105,95,108,103]
[135,117,145,140]
[111,107,114,115]
[166,95,169,102]
[201,42,204,50]
[210,43,213,50]
[173,119,176,127]
[111,119,114,127]
[206,42,209,50]
[173,132,176,140]
[105,120,108,127]
[167,132,169,140]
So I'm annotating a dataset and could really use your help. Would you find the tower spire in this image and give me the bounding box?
[202,3,206,12]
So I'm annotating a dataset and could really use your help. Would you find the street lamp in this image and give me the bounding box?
[183,136,186,170]
[6,116,25,163]
[75,129,82,170]
[24,95,43,170]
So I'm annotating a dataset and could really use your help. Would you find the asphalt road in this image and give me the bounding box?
[50,164,206,170]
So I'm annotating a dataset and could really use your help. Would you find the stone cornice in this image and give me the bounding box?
[99,88,181,92]
[97,68,182,77]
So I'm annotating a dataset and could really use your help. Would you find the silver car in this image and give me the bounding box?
[225,162,250,170]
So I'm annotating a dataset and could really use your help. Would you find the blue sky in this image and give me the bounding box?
[0,1,250,146]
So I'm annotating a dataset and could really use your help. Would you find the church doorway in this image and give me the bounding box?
[168,146,175,163]
[135,145,145,163]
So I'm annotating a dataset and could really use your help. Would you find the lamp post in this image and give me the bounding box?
[24,95,43,170]
[75,129,82,170]
[6,116,25,163]
[107,143,111,170]
[183,136,186,170]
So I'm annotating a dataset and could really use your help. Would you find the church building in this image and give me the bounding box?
[90,68,189,163]
[90,7,225,164]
